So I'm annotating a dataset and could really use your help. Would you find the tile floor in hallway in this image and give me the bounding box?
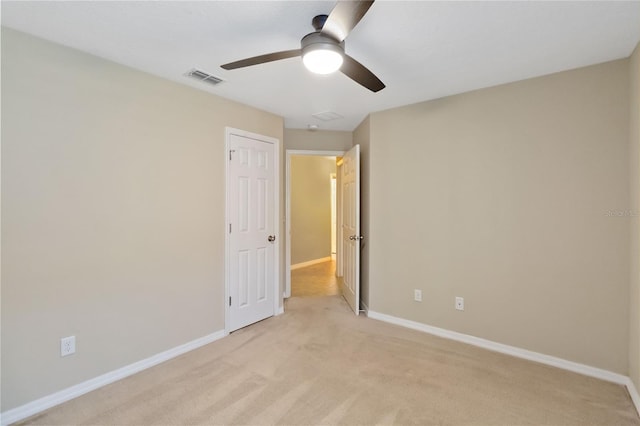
[291,259,339,297]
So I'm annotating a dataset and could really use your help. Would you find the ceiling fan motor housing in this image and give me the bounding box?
[301,32,345,57]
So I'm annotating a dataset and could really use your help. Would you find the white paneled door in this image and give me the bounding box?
[340,144,360,315]
[227,130,277,332]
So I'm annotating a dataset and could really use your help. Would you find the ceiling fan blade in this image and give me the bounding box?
[321,0,374,42]
[221,49,301,70]
[340,54,385,92]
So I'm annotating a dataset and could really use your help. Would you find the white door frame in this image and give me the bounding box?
[225,127,280,335]
[285,149,345,298]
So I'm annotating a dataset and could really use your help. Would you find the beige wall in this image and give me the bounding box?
[284,128,352,151]
[630,42,640,391]
[368,59,630,373]
[0,28,283,411]
[290,156,336,265]
[353,117,371,309]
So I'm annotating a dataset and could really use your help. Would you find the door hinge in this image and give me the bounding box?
[229,223,232,233]
[229,149,235,161]
[229,296,232,307]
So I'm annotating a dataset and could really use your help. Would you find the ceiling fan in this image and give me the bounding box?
[221,0,385,93]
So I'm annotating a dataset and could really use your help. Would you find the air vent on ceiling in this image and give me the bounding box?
[186,68,224,86]
[312,111,344,121]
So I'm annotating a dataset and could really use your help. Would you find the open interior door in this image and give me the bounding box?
[340,144,360,315]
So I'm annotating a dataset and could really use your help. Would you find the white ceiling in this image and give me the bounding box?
[3,1,640,131]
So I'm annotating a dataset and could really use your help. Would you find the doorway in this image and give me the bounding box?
[285,150,345,298]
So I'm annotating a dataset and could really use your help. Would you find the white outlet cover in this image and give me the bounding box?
[455,297,464,311]
[61,336,76,357]
[414,289,422,302]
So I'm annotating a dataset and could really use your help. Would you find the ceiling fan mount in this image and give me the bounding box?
[221,1,385,93]
[311,14,329,31]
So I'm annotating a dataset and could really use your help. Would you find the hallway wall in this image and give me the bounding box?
[284,129,352,151]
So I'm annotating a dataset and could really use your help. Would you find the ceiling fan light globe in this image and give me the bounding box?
[303,49,343,74]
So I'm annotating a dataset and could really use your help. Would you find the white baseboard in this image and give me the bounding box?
[367,310,629,386]
[290,256,332,270]
[0,330,225,426]
[626,377,640,417]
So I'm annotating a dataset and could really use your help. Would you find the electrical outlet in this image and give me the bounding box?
[455,297,464,311]
[414,289,422,302]
[61,336,76,357]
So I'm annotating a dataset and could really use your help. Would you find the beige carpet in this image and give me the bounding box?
[19,295,639,425]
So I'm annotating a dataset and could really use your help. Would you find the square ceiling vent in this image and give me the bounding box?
[312,111,344,121]
[185,68,224,86]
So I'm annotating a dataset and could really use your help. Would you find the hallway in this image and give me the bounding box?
[291,260,339,297]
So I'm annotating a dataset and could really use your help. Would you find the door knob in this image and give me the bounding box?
[268,235,276,242]
[349,235,355,240]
